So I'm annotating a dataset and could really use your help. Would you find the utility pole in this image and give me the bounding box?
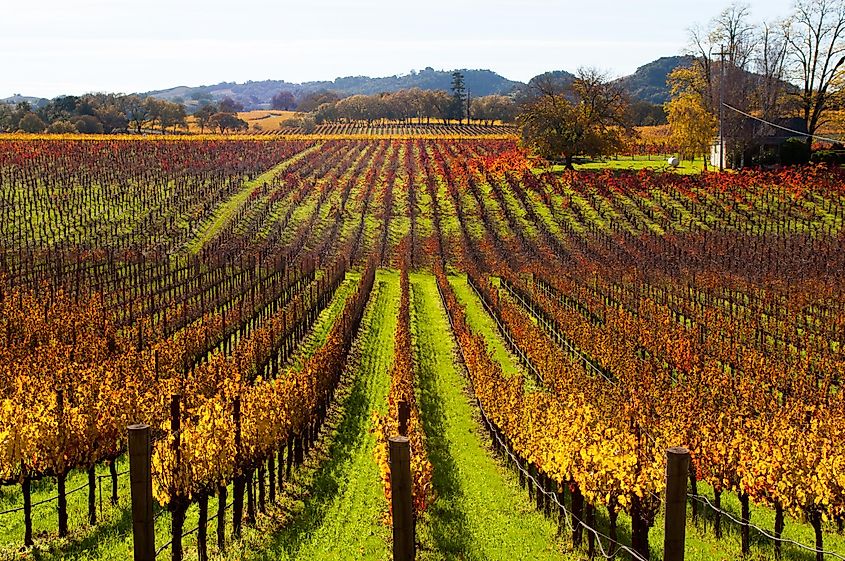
[466,87,471,125]
[717,44,728,172]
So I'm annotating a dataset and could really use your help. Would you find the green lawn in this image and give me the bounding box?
[543,155,709,174]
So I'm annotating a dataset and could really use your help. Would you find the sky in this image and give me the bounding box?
[2,0,797,99]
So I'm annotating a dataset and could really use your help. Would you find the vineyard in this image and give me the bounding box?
[1,136,845,561]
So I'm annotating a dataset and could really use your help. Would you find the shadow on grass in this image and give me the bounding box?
[263,282,384,557]
[412,288,475,559]
[18,504,134,561]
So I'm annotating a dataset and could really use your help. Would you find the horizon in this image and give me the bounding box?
[4,0,794,99]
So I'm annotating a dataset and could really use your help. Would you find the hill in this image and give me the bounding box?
[3,57,696,113]
[615,55,695,104]
[0,95,49,108]
[147,68,522,111]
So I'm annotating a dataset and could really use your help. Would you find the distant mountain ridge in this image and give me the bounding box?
[616,56,695,104]
[146,68,523,111]
[3,56,694,110]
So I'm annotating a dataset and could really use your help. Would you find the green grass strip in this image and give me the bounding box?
[287,273,359,372]
[411,272,571,561]
[449,274,523,381]
[247,269,399,560]
[187,144,321,253]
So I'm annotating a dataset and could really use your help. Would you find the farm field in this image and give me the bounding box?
[1,136,845,561]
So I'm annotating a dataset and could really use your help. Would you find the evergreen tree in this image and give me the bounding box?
[450,71,466,124]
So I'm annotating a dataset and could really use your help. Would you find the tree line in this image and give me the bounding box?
[285,73,518,127]
[0,94,251,134]
[519,0,845,169]
[665,0,845,167]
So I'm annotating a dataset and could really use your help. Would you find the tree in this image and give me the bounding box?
[209,112,248,133]
[755,21,791,124]
[429,90,453,124]
[219,97,244,113]
[143,98,167,132]
[314,102,339,124]
[271,91,296,110]
[297,90,340,113]
[46,120,77,134]
[450,71,467,124]
[194,104,217,133]
[95,107,128,133]
[123,95,151,133]
[627,101,668,126]
[518,68,631,169]
[470,95,517,125]
[386,90,415,122]
[159,102,187,133]
[73,115,104,134]
[786,0,845,148]
[666,94,716,165]
[0,103,14,132]
[18,112,46,133]
[686,4,759,165]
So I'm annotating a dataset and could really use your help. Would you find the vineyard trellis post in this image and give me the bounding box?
[397,400,410,437]
[389,436,414,561]
[664,447,690,561]
[22,470,33,546]
[128,423,155,561]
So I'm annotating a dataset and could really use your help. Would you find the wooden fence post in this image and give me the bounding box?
[398,400,410,437]
[664,447,690,561]
[129,424,155,561]
[389,436,414,561]
[170,394,186,561]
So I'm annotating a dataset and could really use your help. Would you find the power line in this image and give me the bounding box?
[722,103,845,145]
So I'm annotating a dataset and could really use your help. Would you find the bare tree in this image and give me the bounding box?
[786,0,845,147]
[755,21,791,121]
[686,3,758,165]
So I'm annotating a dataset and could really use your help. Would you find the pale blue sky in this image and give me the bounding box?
[2,0,795,98]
